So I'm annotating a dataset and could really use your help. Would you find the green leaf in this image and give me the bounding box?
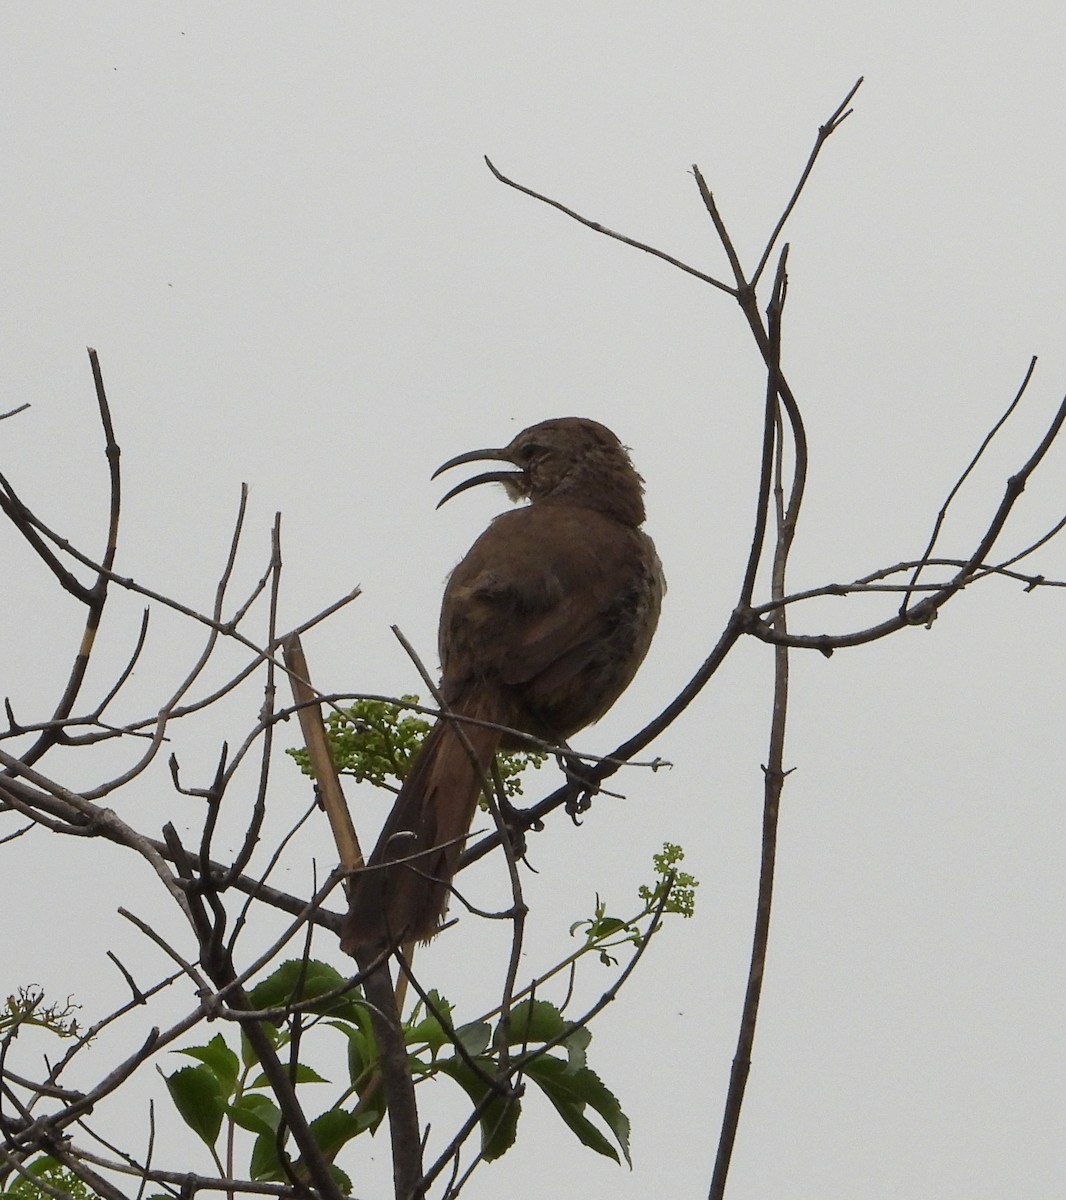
[325,1022,386,1130]
[494,998,567,1050]
[589,916,632,937]
[250,1127,287,1182]
[247,959,362,1021]
[405,989,454,1051]
[165,1064,225,1147]
[307,1107,375,1158]
[436,1056,519,1161]
[247,1063,329,1089]
[326,1018,376,1087]
[226,1094,281,1137]
[454,1020,492,1056]
[174,1033,240,1094]
[524,1055,631,1166]
[563,1024,591,1072]
[326,1164,353,1196]
[240,1028,261,1069]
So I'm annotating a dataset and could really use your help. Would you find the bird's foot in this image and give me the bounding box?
[559,753,601,822]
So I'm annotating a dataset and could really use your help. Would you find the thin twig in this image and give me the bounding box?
[2,349,123,769]
[901,356,1037,612]
[484,156,737,296]
[751,77,863,286]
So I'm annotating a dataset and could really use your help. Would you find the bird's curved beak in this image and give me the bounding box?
[431,446,525,509]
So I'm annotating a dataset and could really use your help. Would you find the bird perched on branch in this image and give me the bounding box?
[340,417,663,953]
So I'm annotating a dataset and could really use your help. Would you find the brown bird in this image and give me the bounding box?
[340,417,663,953]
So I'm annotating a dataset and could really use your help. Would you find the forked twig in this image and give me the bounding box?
[711,251,795,1199]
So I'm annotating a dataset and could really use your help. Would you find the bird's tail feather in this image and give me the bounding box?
[340,701,502,952]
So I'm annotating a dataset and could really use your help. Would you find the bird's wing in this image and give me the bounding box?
[440,504,654,691]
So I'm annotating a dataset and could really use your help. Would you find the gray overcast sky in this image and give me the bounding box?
[4,5,1065,1199]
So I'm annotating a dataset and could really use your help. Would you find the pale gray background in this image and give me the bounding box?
[4,5,1065,1198]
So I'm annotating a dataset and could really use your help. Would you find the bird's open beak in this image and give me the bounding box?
[431,446,526,509]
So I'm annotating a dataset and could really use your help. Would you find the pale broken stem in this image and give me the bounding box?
[281,633,416,998]
[282,633,363,873]
[282,634,424,1198]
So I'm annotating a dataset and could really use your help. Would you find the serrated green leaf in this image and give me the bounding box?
[405,988,455,1051]
[247,959,360,1020]
[226,1094,281,1137]
[247,1063,329,1089]
[405,1012,447,1050]
[327,1163,353,1194]
[175,1033,240,1094]
[398,988,448,1036]
[165,1065,225,1147]
[494,998,567,1051]
[437,1056,519,1162]
[524,1054,631,1166]
[307,1107,374,1158]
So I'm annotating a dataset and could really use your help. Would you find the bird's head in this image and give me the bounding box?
[432,417,647,525]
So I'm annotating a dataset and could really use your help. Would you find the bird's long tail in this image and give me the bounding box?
[340,700,502,952]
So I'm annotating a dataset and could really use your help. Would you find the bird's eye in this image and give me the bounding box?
[516,442,541,464]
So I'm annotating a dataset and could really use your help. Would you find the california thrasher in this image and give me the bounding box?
[340,417,663,952]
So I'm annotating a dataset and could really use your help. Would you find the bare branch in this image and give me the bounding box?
[485,155,736,295]
[283,633,363,875]
[902,355,1037,611]
[710,256,794,1199]
[751,77,863,286]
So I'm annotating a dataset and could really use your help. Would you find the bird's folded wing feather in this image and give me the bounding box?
[440,504,653,688]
